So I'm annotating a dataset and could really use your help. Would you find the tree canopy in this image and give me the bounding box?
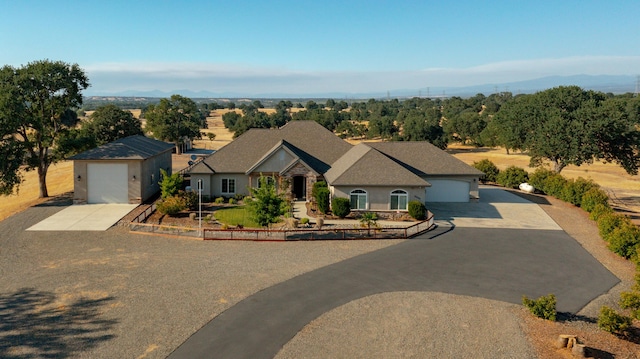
[490,86,640,173]
[0,60,89,197]
[85,104,143,145]
[144,94,206,154]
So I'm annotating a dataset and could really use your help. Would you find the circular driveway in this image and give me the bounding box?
[168,188,619,359]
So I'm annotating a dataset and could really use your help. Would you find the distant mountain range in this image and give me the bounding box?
[86,74,638,99]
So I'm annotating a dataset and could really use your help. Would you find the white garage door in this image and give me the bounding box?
[87,163,129,203]
[426,179,470,202]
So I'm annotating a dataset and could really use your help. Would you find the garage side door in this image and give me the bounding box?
[88,163,128,203]
[426,179,470,202]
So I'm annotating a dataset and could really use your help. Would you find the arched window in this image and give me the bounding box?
[390,189,408,210]
[350,189,368,210]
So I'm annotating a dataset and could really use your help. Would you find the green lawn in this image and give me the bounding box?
[213,206,262,228]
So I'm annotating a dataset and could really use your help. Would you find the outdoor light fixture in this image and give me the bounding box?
[77,175,81,181]
[132,175,136,181]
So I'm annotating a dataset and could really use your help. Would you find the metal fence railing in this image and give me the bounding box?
[129,211,435,241]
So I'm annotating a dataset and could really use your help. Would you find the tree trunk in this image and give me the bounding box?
[553,161,565,174]
[175,143,182,155]
[38,165,49,198]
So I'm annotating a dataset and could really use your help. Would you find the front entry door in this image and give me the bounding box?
[292,176,305,200]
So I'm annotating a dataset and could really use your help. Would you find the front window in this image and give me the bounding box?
[350,189,368,210]
[390,189,408,210]
[222,178,236,194]
[257,176,275,188]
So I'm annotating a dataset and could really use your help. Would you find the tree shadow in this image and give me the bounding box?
[0,288,118,358]
[34,192,73,207]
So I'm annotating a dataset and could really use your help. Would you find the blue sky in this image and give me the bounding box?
[2,0,639,96]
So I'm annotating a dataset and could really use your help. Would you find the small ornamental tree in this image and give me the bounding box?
[331,197,351,218]
[472,159,499,184]
[359,212,378,236]
[246,175,284,228]
[160,169,183,198]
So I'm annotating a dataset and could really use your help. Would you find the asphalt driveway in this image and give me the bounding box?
[168,189,619,359]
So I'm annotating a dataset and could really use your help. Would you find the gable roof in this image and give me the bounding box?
[245,140,319,176]
[70,135,174,160]
[366,141,484,177]
[325,144,429,186]
[189,121,352,174]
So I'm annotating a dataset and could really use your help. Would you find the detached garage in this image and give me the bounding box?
[71,135,174,204]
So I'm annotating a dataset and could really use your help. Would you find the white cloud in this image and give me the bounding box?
[84,56,640,96]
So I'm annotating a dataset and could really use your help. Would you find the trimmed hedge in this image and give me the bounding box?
[331,197,351,218]
[315,187,330,214]
[408,200,427,220]
[496,166,528,189]
[607,220,640,260]
[581,187,610,213]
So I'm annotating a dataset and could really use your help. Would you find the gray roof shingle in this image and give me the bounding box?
[190,121,352,174]
[325,144,429,186]
[366,141,484,177]
[70,135,174,160]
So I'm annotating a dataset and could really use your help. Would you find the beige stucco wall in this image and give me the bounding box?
[73,159,142,204]
[331,186,426,211]
[72,150,172,204]
[252,148,295,173]
[204,173,250,198]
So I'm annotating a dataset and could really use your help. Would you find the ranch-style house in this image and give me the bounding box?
[188,121,483,211]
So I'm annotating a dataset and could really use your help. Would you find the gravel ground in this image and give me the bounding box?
[0,201,400,358]
[1,191,636,358]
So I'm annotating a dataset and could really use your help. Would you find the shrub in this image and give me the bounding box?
[332,197,351,218]
[544,174,568,198]
[315,187,330,214]
[582,188,610,213]
[528,168,556,194]
[522,294,557,321]
[300,217,309,225]
[408,200,427,220]
[179,190,198,210]
[311,181,328,199]
[472,159,500,184]
[589,203,613,221]
[559,177,599,206]
[607,220,640,259]
[598,306,632,335]
[620,291,640,319]
[597,212,628,240]
[214,197,225,204]
[156,196,187,216]
[228,198,237,205]
[496,166,528,189]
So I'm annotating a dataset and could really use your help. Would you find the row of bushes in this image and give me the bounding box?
[474,159,640,335]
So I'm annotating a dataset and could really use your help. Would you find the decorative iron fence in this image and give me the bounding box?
[129,211,434,241]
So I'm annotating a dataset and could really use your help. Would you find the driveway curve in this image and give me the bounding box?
[168,191,619,359]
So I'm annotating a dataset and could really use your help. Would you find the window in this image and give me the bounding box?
[222,178,236,194]
[257,176,275,188]
[390,189,408,210]
[350,189,367,210]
